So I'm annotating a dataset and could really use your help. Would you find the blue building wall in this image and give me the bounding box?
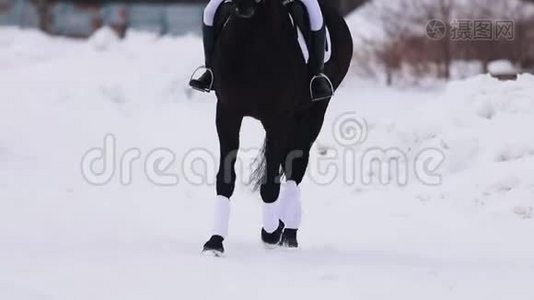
[0,0,204,37]
[0,0,39,28]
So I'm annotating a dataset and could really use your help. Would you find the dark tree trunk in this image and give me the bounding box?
[439,0,452,79]
[36,0,51,34]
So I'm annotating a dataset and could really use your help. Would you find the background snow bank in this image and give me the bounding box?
[402,74,534,218]
[0,28,533,300]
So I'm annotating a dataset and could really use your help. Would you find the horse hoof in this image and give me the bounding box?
[279,229,299,248]
[261,220,284,248]
[202,235,225,256]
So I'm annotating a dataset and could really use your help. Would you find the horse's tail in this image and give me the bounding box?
[249,125,295,192]
[250,138,268,191]
[249,107,325,191]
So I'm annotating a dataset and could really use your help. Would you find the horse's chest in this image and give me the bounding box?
[214,22,307,106]
[219,25,300,70]
[229,39,294,68]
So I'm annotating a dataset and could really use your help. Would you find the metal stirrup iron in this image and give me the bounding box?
[310,73,334,102]
[190,66,214,93]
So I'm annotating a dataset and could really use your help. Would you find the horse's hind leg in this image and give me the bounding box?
[259,115,292,247]
[202,103,243,256]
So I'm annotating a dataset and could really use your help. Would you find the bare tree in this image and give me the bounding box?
[35,0,52,34]
[354,0,534,83]
[364,0,457,83]
[455,0,534,71]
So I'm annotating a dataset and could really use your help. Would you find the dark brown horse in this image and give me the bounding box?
[201,0,353,255]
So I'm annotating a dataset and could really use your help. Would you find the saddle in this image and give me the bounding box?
[214,0,331,63]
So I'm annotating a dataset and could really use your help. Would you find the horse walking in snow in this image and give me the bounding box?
[191,0,352,255]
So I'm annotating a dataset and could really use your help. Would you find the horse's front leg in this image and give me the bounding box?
[278,102,329,248]
[202,103,243,256]
[259,115,292,248]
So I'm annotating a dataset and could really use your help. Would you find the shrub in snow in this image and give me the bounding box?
[89,27,120,51]
[488,60,518,79]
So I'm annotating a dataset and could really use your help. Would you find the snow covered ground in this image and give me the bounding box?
[1,27,533,300]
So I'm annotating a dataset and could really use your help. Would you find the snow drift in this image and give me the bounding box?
[1,27,533,300]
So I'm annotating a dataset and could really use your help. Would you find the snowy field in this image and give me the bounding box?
[1,27,534,299]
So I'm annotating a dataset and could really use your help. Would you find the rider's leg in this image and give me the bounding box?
[300,0,333,101]
[189,0,224,92]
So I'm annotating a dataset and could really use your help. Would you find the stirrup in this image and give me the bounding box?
[189,66,214,93]
[310,73,334,102]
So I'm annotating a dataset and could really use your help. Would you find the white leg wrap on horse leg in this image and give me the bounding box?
[263,201,280,234]
[212,195,231,238]
[280,180,302,229]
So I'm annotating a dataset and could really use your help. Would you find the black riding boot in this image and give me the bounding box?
[190,25,216,92]
[309,26,333,101]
